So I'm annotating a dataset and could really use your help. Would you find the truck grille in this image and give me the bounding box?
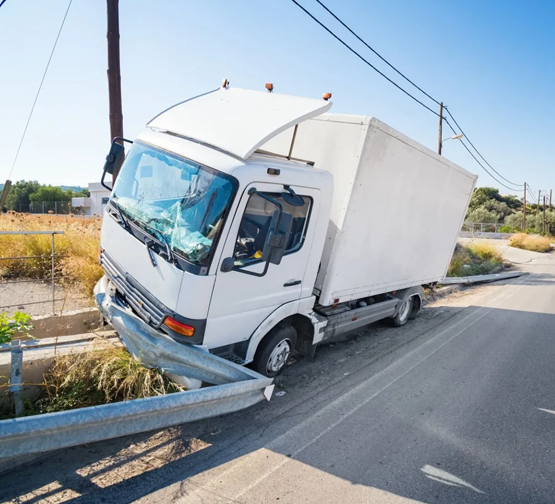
[101,252,167,327]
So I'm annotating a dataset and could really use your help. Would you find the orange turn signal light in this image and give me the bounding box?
[163,316,195,337]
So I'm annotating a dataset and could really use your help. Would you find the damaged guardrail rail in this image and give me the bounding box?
[0,277,274,459]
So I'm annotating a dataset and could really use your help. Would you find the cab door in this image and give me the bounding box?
[206,182,319,352]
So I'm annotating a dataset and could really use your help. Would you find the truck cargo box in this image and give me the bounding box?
[262,114,477,306]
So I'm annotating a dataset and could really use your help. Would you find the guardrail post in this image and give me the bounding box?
[10,340,24,417]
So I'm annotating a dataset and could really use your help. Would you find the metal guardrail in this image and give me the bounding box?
[442,271,527,285]
[0,276,275,459]
[0,231,64,314]
[0,376,273,458]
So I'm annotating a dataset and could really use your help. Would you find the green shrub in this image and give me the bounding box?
[447,242,504,277]
[0,312,33,344]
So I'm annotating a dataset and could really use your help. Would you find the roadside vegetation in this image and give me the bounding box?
[0,311,33,344]
[1,340,185,419]
[465,186,555,234]
[447,241,504,277]
[509,233,552,253]
[0,213,103,296]
[2,180,89,213]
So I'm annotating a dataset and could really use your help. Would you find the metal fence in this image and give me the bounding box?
[461,222,520,234]
[13,201,87,215]
[0,231,65,315]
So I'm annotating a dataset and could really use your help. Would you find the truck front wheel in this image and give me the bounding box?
[252,326,297,377]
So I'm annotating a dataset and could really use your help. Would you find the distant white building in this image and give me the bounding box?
[71,182,111,216]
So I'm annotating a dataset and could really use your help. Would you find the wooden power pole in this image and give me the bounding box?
[543,196,547,234]
[550,189,552,210]
[522,182,527,231]
[437,102,444,155]
[107,0,124,184]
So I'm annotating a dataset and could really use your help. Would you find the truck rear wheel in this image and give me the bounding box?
[391,296,414,327]
[252,325,297,377]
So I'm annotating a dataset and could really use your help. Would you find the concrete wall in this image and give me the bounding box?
[88,182,111,216]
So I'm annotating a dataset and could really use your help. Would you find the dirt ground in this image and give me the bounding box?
[0,280,91,317]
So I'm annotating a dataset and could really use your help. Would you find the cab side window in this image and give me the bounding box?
[233,192,311,266]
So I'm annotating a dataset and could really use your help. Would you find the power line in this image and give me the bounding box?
[0,0,8,9]
[7,0,73,181]
[289,0,440,117]
[526,185,537,203]
[294,0,526,193]
[444,107,523,187]
[314,0,440,106]
[443,118,523,193]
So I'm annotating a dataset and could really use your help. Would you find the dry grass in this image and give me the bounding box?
[0,213,103,296]
[33,340,185,415]
[467,241,504,263]
[509,233,552,253]
[447,241,504,277]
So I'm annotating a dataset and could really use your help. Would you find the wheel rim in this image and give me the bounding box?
[398,298,412,322]
[266,339,291,374]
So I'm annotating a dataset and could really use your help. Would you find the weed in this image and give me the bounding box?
[0,311,33,344]
[509,233,552,253]
[447,242,504,277]
[33,340,185,415]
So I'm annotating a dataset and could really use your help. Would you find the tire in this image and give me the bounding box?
[251,325,297,377]
[391,296,414,327]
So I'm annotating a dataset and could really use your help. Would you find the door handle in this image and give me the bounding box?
[283,280,301,287]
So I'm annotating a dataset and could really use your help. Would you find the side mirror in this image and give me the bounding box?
[101,137,133,191]
[262,209,293,265]
[103,142,125,175]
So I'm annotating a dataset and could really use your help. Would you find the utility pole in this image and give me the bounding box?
[522,182,527,231]
[437,102,443,155]
[107,0,124,184]
[537,190,541,216]
[550,189,552,210]
[543,196,547,234]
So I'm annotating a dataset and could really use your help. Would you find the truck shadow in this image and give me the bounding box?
[2,304,555,503]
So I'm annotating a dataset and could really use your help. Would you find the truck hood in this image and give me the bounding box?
[147,87,332,159]
[101,214,184,313]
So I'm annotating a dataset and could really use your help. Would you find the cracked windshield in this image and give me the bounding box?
[111,142,236,265]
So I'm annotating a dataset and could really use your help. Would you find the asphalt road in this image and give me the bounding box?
[2,243,555,503]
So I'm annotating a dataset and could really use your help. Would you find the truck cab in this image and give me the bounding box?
[98,86,334,376]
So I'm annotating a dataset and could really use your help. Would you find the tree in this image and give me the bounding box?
[29,186,72,203]
[5,180,42,211]
[503,213,523,230]
[465,207,499,224]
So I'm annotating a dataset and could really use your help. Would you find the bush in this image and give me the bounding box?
[34,341,185,415]
[0,312,33,344]
[509,233,551,253]
[447,242,504,277]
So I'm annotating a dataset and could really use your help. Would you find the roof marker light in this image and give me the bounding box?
[265,83,274,93]
[222,78,229,89]
[322,92,332,101]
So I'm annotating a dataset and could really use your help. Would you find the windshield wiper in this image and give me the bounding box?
[110,200,129,229]
[136,220,175,265]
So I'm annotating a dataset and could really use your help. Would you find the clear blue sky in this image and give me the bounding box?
[1,0,553,198]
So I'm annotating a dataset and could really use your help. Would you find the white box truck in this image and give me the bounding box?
[96,84,477,377]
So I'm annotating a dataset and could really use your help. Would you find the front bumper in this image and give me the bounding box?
[94,276,264,385]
